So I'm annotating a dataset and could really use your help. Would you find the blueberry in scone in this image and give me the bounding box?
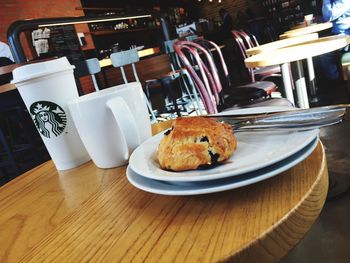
[157,116,237,171]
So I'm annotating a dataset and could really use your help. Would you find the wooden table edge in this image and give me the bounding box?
[246,33,319,56]
[0,83,16,93]
[279,22,332,39]
[2,127,328,263]
[224,141,329,262]
[245,35,350,68]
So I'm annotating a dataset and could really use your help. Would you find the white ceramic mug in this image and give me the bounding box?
[68,82,152,168]
[12,57,91,170]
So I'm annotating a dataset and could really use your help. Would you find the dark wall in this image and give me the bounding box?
[81,0,199,19]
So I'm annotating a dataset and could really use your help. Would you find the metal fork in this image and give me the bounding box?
[208,105,349,132]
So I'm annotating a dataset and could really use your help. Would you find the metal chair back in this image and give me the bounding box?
[110,49,156,122]
[85,58,101,91]
[110,49,140,83]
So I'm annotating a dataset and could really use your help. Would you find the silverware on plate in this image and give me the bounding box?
[208,105,349,132]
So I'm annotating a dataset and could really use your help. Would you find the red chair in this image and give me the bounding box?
[192,38,277,96]
[173,40,292,114]
[232,30,281,83]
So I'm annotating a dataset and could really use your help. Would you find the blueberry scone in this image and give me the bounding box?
[157,116,237,171]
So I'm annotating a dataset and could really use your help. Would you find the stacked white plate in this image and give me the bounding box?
[126,106,320,196]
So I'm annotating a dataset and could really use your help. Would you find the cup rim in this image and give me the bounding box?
[12,67,75,86]
[67,82,141,105]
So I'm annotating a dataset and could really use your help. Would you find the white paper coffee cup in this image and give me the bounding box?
[12,57,91,170]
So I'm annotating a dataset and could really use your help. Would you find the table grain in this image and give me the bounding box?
[245,35,350,68]
[280,22,333,39]
[246,33,319,56]
[0,121,329,263]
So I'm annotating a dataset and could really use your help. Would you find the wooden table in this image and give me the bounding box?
[0,82,16,93]
[279,22,333,39]
[289,23,309,30]
[246,33,319,105]
[245,35,350,108]
[280,22,334,105]
[0,121,329,263]
[246,33,319,56]
[0,58,56,94]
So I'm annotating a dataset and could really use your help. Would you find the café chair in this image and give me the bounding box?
[0,56,49,183]
[173,40,292,114]
[163,39,203,115]
[110,49,157,122]
[143,40,204,120]
[192,38,277,96]
[144,76,183,118]
[0,104,47,182]
[0,126,20,182]
[232,30,281,83]
[85,58,101,91]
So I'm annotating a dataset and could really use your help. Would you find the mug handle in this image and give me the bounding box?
[106,97,141,158]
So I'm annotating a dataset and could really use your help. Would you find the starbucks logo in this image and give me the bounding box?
[30,101,67,138]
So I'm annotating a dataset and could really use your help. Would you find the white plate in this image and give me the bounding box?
[129,106,307,182]
[129,128,319,182]
[127,137,318,196]
[212,105,295,116]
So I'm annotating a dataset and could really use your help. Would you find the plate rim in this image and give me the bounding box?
[126,137,319,196]
[129,129,319,182]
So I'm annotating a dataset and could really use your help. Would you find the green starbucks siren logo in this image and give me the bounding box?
[30,101,67,138]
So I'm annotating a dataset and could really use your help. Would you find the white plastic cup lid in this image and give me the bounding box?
[11,57,75,86]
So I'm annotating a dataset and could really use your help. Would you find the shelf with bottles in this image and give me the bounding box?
[261,0,305,31]
[88,27,160,36]
[262,0,302,11]
[97,45,162,61]
[166,6,190,26]
[87,13,160,34]
[273,5,304,22]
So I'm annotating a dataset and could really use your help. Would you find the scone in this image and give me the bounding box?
[157,116,237,171]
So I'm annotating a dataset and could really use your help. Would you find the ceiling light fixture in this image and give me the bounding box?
[38,14,152,27]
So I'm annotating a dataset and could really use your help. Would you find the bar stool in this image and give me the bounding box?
[163,39,203,115]
[143,39,203,118]
[144,76,182,118]
[85,58,101,91]
[110,49,157,122]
